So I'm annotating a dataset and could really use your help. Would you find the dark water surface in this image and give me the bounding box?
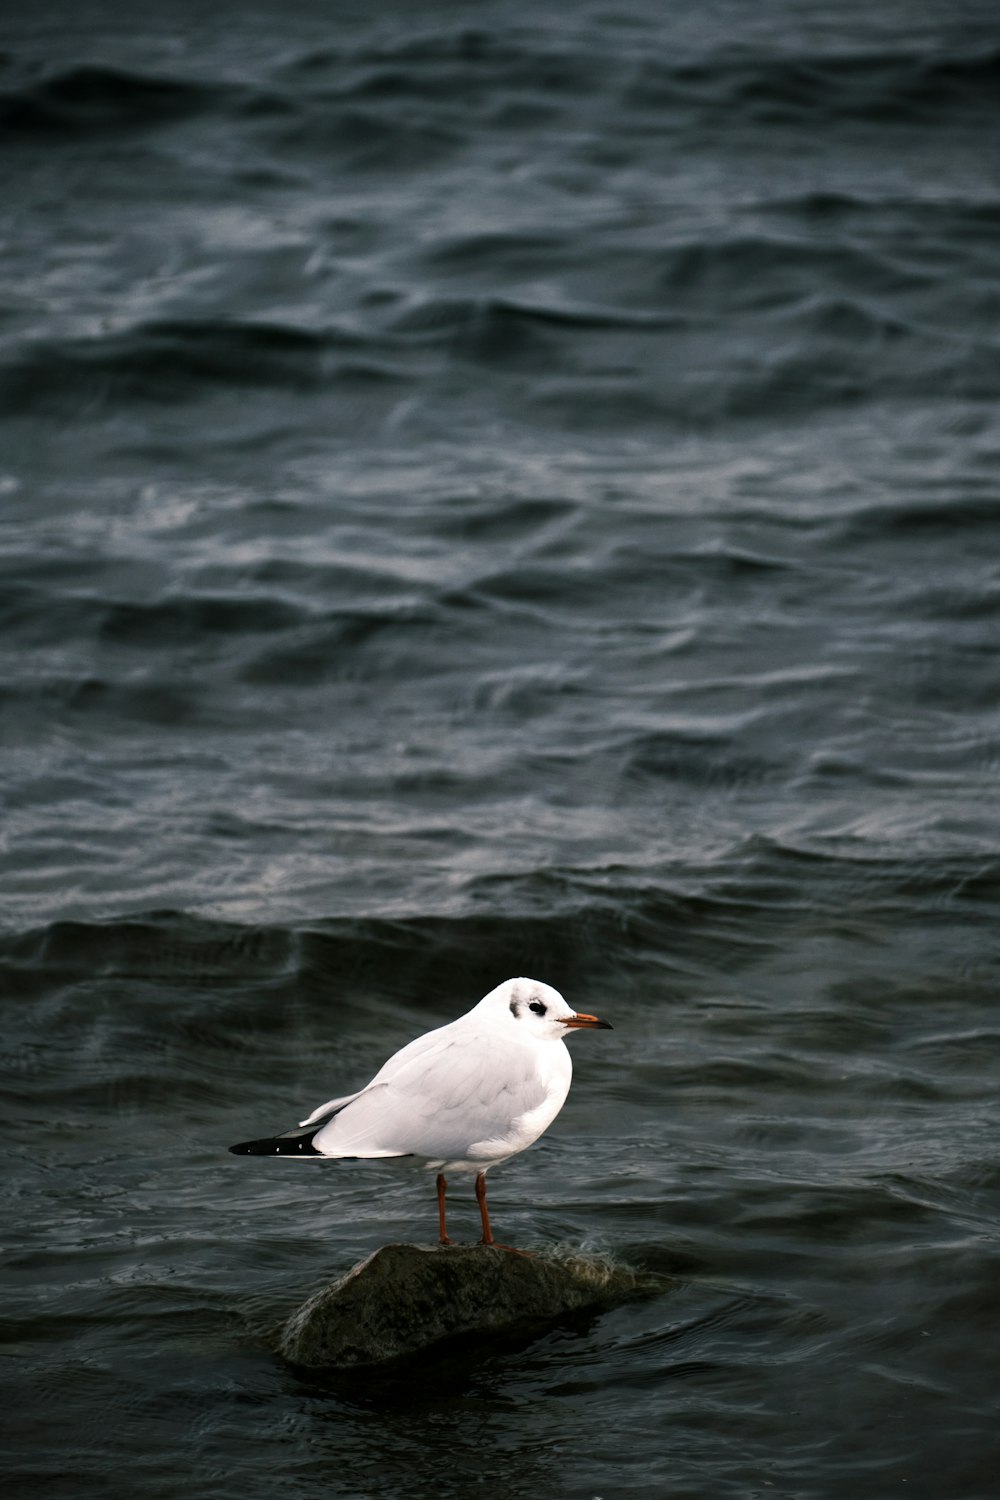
[3,1,1000,1496]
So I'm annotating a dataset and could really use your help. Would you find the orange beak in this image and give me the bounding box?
[559,1012,613,1030]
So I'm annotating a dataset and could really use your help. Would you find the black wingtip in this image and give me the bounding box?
[229,1135,323,1156]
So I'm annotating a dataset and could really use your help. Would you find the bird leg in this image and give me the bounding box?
[475,1170,494,1245]
[475,1170,532,1255]
[436,1172,452,1245]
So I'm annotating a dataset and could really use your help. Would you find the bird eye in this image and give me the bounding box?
[528,1001,547,1016]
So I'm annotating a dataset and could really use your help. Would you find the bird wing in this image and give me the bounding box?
[295,1017,457,1131]
[298,1088,366,1129]
[310,1027,561,1162]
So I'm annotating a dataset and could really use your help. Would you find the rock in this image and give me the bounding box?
[277,1242,653,1369]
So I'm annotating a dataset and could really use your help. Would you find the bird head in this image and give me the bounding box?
[477,977,613,1041]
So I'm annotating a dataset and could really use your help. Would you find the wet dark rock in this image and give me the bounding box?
[277,1241,653,1368]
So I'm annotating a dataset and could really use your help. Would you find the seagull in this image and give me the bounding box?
[229,976,612,1247]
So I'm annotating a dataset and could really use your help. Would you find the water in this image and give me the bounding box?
[3,0,1000,1495]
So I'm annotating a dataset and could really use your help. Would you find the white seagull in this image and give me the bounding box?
[229,977,612,1246]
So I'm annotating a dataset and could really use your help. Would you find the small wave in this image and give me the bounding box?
[238,609,431,686]
[97,592,307,648]
[836,495,1000,544]
[0,894,685,1027]
[1,911,300,987]
[0,578,325,652]
[619,729,780,792]
[301,26,604,97]
[625,44,1000,126]
[391,292,669,344]
[654,232,926,307]
[417,229,571,276]
[0,318,401,414]
[274,104,461,170]
[287,28,522,75]
[761,191,1000,232]
[2,246,990,426]
[0,64,217,134]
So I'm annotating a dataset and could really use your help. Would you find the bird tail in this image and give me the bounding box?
[229,1083,411,1160]
[229,1086,366,1157]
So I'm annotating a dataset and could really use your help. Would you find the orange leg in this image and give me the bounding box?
[436,1172,452,1245]
[475,1172,531,1255]
[475,1170,494,1245]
